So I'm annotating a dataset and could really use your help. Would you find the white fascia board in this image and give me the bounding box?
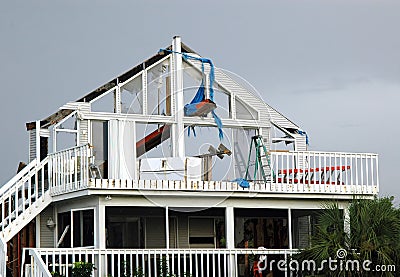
[143,54,171,72]
[79,112,175,124]
[183,117,269,129]
[79,111,268,129]
[85,188,373,201]
[88,87,115,104]
[83,191,360,209]
[60,102,91,111]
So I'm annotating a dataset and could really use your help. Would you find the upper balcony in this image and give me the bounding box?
[47,144,379,199]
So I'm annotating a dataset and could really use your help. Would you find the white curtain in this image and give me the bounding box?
[108,120,136,179]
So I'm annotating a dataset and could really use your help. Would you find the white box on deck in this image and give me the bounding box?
[139,157,202,182]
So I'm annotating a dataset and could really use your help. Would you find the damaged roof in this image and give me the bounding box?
[26,40,299,134]
[26,42,196,131]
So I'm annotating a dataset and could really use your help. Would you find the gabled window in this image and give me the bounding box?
[236,97,258,120]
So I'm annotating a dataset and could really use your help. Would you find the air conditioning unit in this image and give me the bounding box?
[139,157,202,182]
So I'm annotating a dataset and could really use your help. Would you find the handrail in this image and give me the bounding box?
[0,159,37,196]
[0,157,48,234]
[0,157,49,202]
[48,143,92,157]
[0,236,6,277]
[25,248,299,277]
[28,249,52,277]
[287,150,379,156]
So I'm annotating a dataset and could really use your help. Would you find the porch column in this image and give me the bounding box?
[97,204,106,249]
[225,206,235,277]
[288,208,293,250]
[165,206,169,249]
[225,206,235,249]
[172,36,185,158]
[96,203,106,277]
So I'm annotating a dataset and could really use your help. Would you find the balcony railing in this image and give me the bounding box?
[269,151,379,194]
[23,248,298,277]
[48,144,92,195]
[48,146,379,196]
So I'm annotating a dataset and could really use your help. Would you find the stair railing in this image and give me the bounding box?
[0,157,49,238]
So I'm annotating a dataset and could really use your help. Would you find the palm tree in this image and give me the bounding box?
[296,197,400,277]
[349,197,400,276]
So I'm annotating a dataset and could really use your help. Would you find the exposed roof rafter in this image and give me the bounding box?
[25,41,200,131]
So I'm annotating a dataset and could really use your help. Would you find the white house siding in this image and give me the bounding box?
[78,119,89,145]
[39,206,54,247]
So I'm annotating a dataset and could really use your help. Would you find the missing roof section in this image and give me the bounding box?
[26,109,74,131]
[26,40,198,131]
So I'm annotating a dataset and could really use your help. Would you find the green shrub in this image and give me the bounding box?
[71,261,96,277]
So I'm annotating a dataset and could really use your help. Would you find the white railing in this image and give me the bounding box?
[49,148,379,196]
[0,157,49,239]
[27,249,52,277]
[269,151,379,194]
[0,236,6,277]
[48,144,92,195]
[23,248,298,277]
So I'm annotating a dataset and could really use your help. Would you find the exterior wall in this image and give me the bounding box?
[78,119,89,145]
[39,205,55,247]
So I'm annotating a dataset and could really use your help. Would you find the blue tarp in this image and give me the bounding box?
[161,49,223,140]
[232,178,250,189]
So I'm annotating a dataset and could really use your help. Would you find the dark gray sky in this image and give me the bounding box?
[1,1,399,200]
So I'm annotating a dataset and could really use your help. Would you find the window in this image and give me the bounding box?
[236,97,258,120]
[57,208,95,248]
[57,212,71,248]
[72,209,95,247]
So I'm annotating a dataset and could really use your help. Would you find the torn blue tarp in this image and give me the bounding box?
[232,178,250,189]
[160,49,223,140]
